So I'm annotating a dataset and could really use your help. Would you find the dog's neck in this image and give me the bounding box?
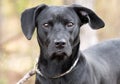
[37,42,82,78]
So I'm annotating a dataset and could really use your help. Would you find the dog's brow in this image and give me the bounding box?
[42,19,53,23]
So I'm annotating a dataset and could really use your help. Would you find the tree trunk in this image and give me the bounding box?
[0,0,2,54]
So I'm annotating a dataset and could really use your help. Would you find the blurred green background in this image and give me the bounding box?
[0,0,120,84]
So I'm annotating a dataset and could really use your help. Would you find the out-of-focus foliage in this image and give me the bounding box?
[0,0,120,84]
[95,0,120,40]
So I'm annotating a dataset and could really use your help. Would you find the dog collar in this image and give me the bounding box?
[35,54,80,79]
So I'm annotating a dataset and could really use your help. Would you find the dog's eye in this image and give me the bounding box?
[66,22,74,28]
[42,23,49,28]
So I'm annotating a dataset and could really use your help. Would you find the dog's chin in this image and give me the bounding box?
[50,51,69,61]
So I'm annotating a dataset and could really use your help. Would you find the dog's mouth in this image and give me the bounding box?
[51,50,68,61]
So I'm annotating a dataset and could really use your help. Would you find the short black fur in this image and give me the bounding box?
[21,4,120,84]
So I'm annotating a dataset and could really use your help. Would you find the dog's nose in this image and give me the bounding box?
[54,39,66,49]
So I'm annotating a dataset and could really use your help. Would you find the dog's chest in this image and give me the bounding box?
[38,78,81,84]
[36,72,88,84]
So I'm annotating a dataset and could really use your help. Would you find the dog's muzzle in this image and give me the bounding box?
[47,38,72,60]
[54,39,66,49]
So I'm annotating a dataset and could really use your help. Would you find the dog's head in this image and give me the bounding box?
[21,4,104,60]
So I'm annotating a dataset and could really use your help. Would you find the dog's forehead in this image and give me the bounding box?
[46,6,71,15]
[47,6,71,15]
[38,6,77,21]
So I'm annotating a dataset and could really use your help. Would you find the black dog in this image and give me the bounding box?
[21,4,120,84]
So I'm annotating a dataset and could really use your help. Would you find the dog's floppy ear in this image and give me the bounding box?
[71,4,105,29]
[21,4,47,40]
